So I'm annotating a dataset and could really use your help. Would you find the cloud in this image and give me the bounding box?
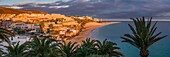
[49,5,70,9]
[12,2,34,6]
[9,6,23,9]
[13,0,170,18]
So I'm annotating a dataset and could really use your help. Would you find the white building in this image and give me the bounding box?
[9,22,41,33]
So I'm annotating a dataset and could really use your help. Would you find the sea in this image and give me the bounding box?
[89,21,170,57]
[1,20,169,57]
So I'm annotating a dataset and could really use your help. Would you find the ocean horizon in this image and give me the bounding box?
[101,19,170,22]
[89,21,170,57]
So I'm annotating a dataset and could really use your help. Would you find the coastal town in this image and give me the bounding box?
[0,14,101,41]
[0,0,169,57]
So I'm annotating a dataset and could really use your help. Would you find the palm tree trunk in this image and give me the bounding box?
[140,49,149,57]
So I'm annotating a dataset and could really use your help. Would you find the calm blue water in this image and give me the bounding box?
[89,22,170,57]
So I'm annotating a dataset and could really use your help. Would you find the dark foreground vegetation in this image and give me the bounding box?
[0,17,167,57]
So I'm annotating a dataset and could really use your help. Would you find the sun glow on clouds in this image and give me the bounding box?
[0,0,62,5]
[4,0,170,18]
[33,5,46,8]
[9,6,23,9]
[49,5,70,9]
[29,4,47,8]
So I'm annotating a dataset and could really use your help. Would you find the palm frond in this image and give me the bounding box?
[121,17,167,50]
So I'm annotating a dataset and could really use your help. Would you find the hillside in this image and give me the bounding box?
[0,7,47,14]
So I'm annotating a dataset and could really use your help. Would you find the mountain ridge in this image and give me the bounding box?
[0,7,47,14]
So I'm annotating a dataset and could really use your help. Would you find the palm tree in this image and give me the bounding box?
[0,27,15,43]
[39,21,45,29]
[86,54,109,57]
[0,27,15,56]
[76,19,88,32]
[81,38,96,48]
[0,27,14,56]
[26,36,59,57]
[58,41,78,57]
[5,41,28,57]
[0,44,5,57]
[48,24,54,33]
[121,17,167,57]
[95,39,123,57]
[75,38,97,57]
[55,18,65,24]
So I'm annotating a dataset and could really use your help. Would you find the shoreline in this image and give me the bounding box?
[66,22,120,44]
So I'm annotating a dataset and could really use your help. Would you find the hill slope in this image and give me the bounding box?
[0,7,47,14]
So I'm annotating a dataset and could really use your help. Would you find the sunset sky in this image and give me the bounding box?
[1,0,170,18]
[0,0,61,5]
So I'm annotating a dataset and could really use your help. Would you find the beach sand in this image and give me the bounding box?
[66,22,119,44]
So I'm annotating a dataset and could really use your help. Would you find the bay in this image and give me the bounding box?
[89,22,170,57]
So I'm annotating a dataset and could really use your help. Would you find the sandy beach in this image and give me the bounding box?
[66,22,120,44]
